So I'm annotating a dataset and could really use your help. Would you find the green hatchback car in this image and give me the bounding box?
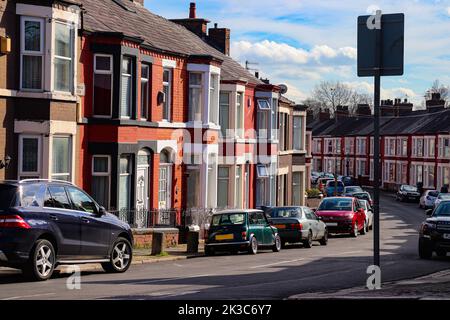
[204,210,282,255]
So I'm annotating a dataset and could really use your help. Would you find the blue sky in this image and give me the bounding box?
[146,0,450,106]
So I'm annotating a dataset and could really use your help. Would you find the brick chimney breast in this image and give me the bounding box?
[189,2,196,19]
[208,24,231,56]
[170,2,210,39]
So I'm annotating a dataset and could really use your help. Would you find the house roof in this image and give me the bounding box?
[309,108,450,137]
[79,0,261,84]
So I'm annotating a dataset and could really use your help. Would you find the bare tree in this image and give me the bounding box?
[426,80,449,103]
[302,98,324,116]
[349,91,372,114]
[311,81,353,116]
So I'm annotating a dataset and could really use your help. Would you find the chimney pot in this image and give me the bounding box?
[214,23,218,28]
[189,2,196,19]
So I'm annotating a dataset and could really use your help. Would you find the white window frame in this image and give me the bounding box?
[18,134,42,179]
[20,16,45,92]
[120,56,133,119]
[53,20,74,93]
[256,164,269,178]
[51,135,72,181]
[209,73,219,124]
[188,71,202,122]
[163,68,173,121]
[236,92,244,138]
[257,99,271,110]
[93,54,113,118]
[140,63,150,121]
[293,116,304,151]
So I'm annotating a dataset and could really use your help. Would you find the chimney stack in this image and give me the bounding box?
[319,109,331,121]
[208,23,231,56]
[426,92,445,113]
[189,2,196,18]
[356,104,372,116]
[335,105,349,119]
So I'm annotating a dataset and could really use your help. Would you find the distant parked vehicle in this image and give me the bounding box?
[266,206,328,248]
[0,180,134,281]
[315,197,367,237]
[396,185,421,202]
[419,200,450,259]
[204,210,281,255]
[343,186,364,196]
[311,172,321,185]
[341,176,357,186]
[434,193,450,209]
[352,192,373,207]
[324,180,345,197]
[419,190,439,209]
[317,177,334,194]
[359,199,373,232]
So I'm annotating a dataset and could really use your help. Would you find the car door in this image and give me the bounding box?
[44,186,81,258]
[354,200,365,230]
[248,212,264,244]
[66,186,111,259]
[304,208,320,239]
[260,212,274,245]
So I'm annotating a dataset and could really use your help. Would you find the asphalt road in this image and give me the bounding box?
[1,192,449,300]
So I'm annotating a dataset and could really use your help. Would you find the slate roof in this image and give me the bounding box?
[309,108,450,137]
[79,0,261,84]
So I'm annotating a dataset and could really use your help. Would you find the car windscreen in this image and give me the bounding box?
[402,185,418,192]
[434,202,450,217]
[429,191,439,197]
[318,198,353,211]
[345,187,362,193]
[354,193,370,201]
[269,208,301,218]
[211,213,246,226]
[0,185,18,211]
[438,194,450,200]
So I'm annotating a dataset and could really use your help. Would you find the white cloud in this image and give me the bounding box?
[447,7,450,16]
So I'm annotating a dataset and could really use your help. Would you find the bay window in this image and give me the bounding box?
[92,156,110,209]
[140,64,150,120]
[219,92,230,137]
[217,166,230,208]
[236,93,244,137]
[163,68,172,121]
[272,98,278,140]
[52,136,71,181]
[21,17,44,91]
[235,166,243,208]
[189,72,202,121]
[424,164,435,188]
[292,172,303,206]
[209,74,219,124]
[424,137,435,158]
[19,135,41,179]
[121,56,133,118]
[438,137,450,158]
[293,116,303,150]
[93,54,113,117]
[257,99,270,139]
[54,21,74,92]
[119,155,132,212]
[345,137,354,154]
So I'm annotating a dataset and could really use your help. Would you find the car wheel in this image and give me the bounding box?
[303,231,313,248]
[351,223,358,238]
[102,237,132,273]
[418,238,433,260]
[205,246,215,256]
[436,249,447,257]
[23,239,56,281]
[248,237,258,255]
[319,230,328,246]
[272,235,282,252]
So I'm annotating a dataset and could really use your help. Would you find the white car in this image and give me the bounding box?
[359,199,373,233]
[419,190,439,209]
[434,193,450,209]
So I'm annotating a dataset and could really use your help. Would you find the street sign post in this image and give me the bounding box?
[357,11,404,268]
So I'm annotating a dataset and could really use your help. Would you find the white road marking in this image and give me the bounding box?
[121,273,213,285]
[325,250,364,257]
[250,258,305,269]
[2,292,56,300]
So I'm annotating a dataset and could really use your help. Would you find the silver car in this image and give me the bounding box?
[434,193,450,209]
[419,190,439,209]
[266,206,328,248]
[359,199,373,233]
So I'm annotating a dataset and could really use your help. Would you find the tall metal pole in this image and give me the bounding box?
[373,22,382,268]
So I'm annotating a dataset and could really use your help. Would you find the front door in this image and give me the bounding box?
[159,165,172,210]
[136,166,149,228]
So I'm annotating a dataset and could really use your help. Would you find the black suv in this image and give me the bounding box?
[396,185,421,202]
[419,200,450,259]
[0,180,133,281]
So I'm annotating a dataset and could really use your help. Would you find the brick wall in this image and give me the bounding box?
[132,229,179,249]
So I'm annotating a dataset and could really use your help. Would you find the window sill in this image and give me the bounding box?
[16,90,78,102]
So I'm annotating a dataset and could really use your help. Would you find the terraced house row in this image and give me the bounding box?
[0,0,309,228]
[309,95,450,192]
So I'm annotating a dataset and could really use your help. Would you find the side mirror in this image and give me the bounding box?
[425,209,433,216]
[98,206,106,216]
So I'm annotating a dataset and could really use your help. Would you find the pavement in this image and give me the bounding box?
[0,191,449,300]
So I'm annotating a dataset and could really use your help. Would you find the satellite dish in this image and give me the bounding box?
[279,84,288,95]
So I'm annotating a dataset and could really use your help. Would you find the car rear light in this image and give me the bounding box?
[241,231,247,240]
[291,223,303,230]
[0,215,31,229]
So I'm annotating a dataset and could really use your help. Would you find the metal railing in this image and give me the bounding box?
[110,209,179,229]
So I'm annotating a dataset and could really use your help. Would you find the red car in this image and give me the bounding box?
[315,197,366,237]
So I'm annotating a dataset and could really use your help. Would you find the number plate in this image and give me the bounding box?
[326,222,338,227]
[443,234,450,240]
[215,234,234,241]
[275,224,286,229]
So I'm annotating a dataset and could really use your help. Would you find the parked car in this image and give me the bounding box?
[0,180,133,281]
[315,197,366,237]
[324,180,345,197]
[317,177,334,193]
[266,206,328,248]
[434,193,450,209]
[359,199,373,232]
[204,210,281,255]
[396,185,421,202]
[341,176,357,186]
[352,191,373,207]
[343,185,364,196]
[311,172,321,185]
[419,190,439,209]
[419,200,450,259]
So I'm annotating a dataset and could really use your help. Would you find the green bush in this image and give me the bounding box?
[306,188,322,198]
